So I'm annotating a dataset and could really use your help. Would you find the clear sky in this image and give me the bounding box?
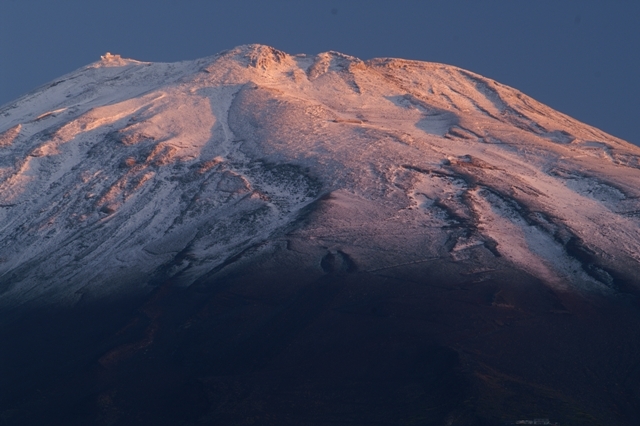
[1,0,639,145]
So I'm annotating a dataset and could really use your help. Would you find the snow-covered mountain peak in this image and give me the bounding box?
[95,52,144,68]
[1,45,640,311]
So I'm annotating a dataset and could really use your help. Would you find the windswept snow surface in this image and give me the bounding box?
[1,44,640,309]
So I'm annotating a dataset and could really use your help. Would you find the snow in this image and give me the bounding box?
[1,44,640,310]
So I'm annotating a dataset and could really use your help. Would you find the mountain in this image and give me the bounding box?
[1,45,639,425]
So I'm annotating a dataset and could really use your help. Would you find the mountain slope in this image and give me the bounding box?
[1,45,640,425]
[2,45,639,308]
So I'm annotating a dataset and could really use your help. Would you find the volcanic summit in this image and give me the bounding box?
[1,45,639,425]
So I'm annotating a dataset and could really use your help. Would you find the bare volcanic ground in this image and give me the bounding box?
[1,45,640,425]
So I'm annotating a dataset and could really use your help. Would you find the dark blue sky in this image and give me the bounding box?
[2,0,639,145]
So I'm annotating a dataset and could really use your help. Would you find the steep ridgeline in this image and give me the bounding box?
[3,45,640,426]
[1,44,640,308]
